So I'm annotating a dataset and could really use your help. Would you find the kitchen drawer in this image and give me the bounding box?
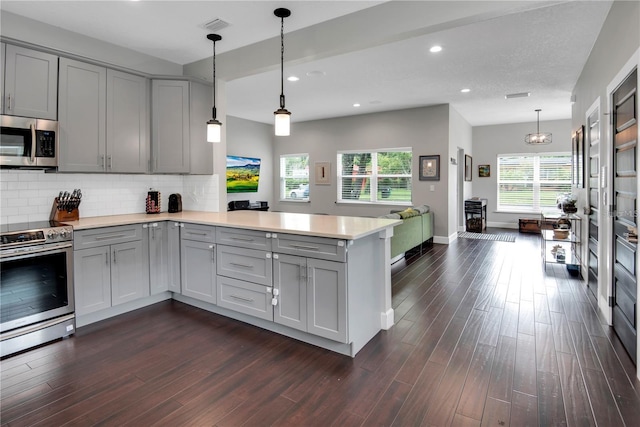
[216,227,272,251]
[217,276,273,321]
[74,224,143,249]
[217,245,273,286]
[272,233,347,262]
[181,223,215,243]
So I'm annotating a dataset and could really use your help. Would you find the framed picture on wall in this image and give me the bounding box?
[478,164,490,177]
[465,155,472,181]
[572,125,585,188]
[419,155,440,181]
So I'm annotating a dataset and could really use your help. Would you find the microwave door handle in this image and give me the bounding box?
[30,123,36,164]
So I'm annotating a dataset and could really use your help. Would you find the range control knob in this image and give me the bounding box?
[47,230,58,239]
[59,229,69,238]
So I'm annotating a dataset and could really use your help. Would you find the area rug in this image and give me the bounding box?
[458,231,516,242]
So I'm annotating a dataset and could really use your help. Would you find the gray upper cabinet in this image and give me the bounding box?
[3,45,58,120]
[151,80,190,173]
[58,58,107,172]
[106,69,149,173]
[58,58,148,173]
[189,81,213,175]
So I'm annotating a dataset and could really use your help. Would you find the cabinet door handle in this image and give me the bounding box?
[113,250,116,264]
[108,155,112,170]
[209,244,215,262]
[105,253,109,265]
[7,94,11,110]
[229,262,253,269]
[290,244,319,251]
[231,236,254,242]
[229,294,254,303]
[100,155,106,170]
[300,264,307,279]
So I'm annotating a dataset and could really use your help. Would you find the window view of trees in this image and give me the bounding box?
[497,153,571,211]
[280,154,309,200]
[338,150,412,203]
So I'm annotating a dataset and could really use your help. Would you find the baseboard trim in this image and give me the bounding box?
[487,221,519,229]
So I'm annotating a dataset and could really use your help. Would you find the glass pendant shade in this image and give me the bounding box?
[207,118,222,143]
[525,109,552,145]
[274,108,291,136]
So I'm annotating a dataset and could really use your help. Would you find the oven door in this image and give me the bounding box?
[0,242,74,333]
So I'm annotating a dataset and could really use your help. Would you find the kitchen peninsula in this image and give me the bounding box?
[66,210,401,357]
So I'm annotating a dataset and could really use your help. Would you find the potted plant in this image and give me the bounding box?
[556,193,577,214]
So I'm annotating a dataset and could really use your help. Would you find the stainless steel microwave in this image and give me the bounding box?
[0,115,58,168]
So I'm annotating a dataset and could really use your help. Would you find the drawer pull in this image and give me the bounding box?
[94,233,127,241]
[289,244,319,251]
[229,294,254,303]
[229,262,254,269]
[187,232,208,236]
[230,236,254,242]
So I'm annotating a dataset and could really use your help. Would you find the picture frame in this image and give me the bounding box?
[315,161,331,185]
[478,164,490,177]
[465,155,472,181]
[572,125,585,188]
[419,155,440,181]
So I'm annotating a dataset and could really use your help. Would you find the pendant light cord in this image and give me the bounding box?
[280,16,285,109]
[212,38,217,120]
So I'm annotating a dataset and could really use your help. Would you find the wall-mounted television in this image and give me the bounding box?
[226,155,261,193]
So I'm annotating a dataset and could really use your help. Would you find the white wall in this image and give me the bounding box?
[270,105,452,238]
[449,106,473,238]
[226,116,274,208]
[472,119,572,227]
[0,11,182,76]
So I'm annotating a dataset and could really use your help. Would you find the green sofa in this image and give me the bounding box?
[380,205,434,259]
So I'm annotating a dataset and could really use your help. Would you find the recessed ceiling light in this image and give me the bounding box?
[353,103,361,107]
[306,70,326,77]
[287,76,299,82]
[429,45,442,53]
[461,88,471,93]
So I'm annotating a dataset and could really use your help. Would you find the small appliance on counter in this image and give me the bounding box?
[146,189,161,214]
[168,193,182,213]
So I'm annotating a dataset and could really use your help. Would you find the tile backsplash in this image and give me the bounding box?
[0,170,220,224]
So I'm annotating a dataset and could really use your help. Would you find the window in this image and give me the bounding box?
[337,149,412,204]
[497,152,572,212]
[280,154,309,200]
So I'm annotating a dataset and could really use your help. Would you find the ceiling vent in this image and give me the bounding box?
[200,18,230,32]
[505,92,531,99]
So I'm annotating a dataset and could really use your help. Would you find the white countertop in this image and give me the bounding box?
[64,210,401,240]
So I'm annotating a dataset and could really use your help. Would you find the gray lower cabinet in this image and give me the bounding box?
[74,225,150,316]
[147,222,168,294]
[273,253,347,343]
[3,44,58,120]
[180,224,216,304]
[167,222,182,293]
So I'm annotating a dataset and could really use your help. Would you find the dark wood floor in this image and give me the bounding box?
[2,230,640,426]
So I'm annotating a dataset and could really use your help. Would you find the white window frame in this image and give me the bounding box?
[280,153,309,202]
[496,151,572,213]
[337,148,412,205]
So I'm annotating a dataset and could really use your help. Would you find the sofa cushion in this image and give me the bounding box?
[413,204,430,214]
[397,208,420,219]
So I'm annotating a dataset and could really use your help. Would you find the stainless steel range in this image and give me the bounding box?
[0,221,75,357]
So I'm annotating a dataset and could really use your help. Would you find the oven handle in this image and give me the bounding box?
[0,242,73,260]
[30,123,37,164]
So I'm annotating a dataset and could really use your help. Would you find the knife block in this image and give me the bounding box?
[50,198,79,222]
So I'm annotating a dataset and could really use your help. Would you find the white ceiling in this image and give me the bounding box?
[1,0,613,127]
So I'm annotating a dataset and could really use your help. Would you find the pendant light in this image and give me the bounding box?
[274,8,291,136]
[525,109,552,145]
[206,33,222,143]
